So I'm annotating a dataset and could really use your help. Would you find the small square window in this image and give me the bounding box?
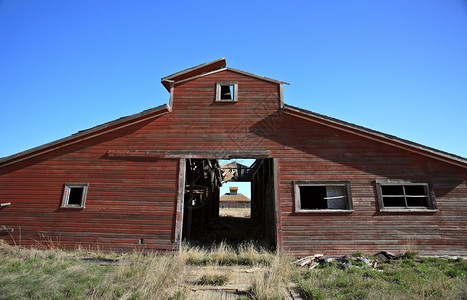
[376,180,436,211]
[294,181,353,212]
[216,82,238,102]
[61,183,88,208]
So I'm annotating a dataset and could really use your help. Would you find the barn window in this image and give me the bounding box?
[61,183,88,208]
[376,180,436,211]
[294,181,353,212]
[216,81,238,102]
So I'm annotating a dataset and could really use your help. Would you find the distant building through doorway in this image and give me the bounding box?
[220,187,251,209]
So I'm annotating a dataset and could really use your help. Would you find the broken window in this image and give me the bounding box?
[294,181,353,212]
[61,183,88,208]
[376,181,436,211]
[216,82,238,102]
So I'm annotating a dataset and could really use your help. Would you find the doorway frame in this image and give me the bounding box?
[173,156,280,251]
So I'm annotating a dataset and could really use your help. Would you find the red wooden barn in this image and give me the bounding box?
[1,58,466,256]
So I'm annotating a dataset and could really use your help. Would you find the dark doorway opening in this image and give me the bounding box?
[181,158,276,249]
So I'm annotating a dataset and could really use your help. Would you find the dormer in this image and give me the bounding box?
[229,187,238,195]
[161,58,289,110]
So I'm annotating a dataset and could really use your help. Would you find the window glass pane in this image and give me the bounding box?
[383,196,405,207]
[404,185,426,196]
[406,196,428,207]
[68,187,83,205]
[381,185,404,195]
[300,186,327,209]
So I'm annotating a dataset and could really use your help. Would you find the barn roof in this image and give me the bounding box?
[161,58,227,90]
[1,59,466,169]
[220,193,251,202]
[161,58,288,91]
[0,104,170,167]
[284,104,467,168]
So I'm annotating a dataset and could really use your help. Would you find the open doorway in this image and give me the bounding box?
[219,159,254,218]
[181,158,277,248]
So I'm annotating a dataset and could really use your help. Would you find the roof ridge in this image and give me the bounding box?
[161,58,227,90]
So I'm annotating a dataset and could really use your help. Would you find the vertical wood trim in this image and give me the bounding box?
[174,158,186,250]
[168,82,174,111]
[273,158,282,253]
[279,84,284,109]
[216,82,221,101]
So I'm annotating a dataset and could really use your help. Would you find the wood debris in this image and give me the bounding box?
[294,251,402,270]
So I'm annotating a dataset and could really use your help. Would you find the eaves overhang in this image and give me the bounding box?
[161,58,289,91]
[0,104,171,168]
[284,104,467,169]
[161,58,227,91]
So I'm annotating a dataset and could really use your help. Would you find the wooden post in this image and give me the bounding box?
[273,158,281,254]
[174,158,186,250]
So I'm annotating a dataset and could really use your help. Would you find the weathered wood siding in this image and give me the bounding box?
[272,115,467,256]
[0,123,180,251]
[0,70,281,251]
[1,69,466,255]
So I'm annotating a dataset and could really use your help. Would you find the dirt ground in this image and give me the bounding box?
[219,208,251,218]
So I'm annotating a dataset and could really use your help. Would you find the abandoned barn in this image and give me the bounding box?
[0,58,466,256]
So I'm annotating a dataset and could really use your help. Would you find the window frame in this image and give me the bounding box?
[375,180,437,212]
[61,183,88,208]
[215,81,238,102]
[294,181,353,213]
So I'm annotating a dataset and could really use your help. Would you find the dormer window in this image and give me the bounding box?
[216,82,238,102]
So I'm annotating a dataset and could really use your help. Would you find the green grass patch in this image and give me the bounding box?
[293,256,467,300]
[197,274,229,285]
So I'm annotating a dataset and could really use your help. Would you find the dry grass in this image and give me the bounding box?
[196,266,229,285]
[94,253,187,299]
[219,208,251,218]
[1,240,466,300]
[250,256,292,299]
[0,240,276,299]
[0,240,188,299]
[181,241,275,266]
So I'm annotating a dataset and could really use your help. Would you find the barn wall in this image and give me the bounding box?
[129,70,282,152]
[1,68,466,255]
[0,69,282,251]
[271,115,467,256]
[0,123,180,251]
[162,70,465,256]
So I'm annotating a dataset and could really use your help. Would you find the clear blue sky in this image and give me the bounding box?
[1,0,466,160]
